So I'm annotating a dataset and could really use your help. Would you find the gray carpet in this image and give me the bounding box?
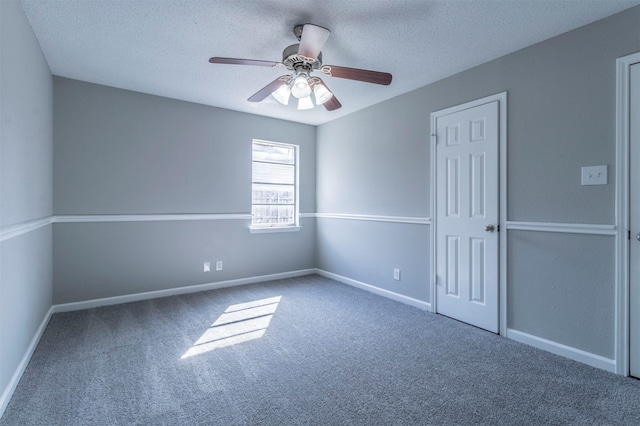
[2,274,640,425]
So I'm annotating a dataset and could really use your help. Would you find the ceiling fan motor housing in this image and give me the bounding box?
[282,44,322,73]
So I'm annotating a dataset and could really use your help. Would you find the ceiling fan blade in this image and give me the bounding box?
[209,57,280,68]
[321,65,392,85]
[248,77,289,102]
[323,95,342,111]
[297,24,330,59]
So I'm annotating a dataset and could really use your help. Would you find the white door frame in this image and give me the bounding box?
[430,92,508,336]
[615,52,640,376]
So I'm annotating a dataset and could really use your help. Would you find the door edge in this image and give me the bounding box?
[616,52,640,376]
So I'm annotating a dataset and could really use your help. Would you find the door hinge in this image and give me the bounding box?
[497,225,500,232]
[630,230,632,240]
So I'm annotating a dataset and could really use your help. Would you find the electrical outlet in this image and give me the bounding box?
[581,165,607,185]
[393,268,401,281]
[216,261,223,271]
[203,262,211,272]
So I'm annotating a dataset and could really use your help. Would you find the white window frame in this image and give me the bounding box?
[250,139,300,233]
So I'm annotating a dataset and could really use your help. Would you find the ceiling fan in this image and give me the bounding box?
[209,23,392,111]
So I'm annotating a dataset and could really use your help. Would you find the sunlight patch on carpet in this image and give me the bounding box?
[181,296,281,358]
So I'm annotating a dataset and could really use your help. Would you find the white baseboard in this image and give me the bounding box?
[52,269,316,313]
[0,306,54,418]
[506,328,616,373]
[315,269,431,311]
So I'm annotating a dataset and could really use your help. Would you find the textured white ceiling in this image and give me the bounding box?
[21,0,640,126]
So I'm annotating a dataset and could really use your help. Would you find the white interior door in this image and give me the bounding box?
[630,62,640,378]
[435,101,499,333]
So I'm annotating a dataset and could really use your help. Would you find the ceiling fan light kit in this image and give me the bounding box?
[297,95,314,110]
[272,84,291,105]
[313,82,332,105]
[291,73,312,99]
[274,76,333,109]
[209,23,392,112]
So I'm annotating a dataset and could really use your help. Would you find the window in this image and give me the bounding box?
[251,140,299,231]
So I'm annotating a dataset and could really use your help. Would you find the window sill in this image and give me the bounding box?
[250,226,301,234]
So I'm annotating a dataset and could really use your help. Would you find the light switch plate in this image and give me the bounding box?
[581,165,607,186]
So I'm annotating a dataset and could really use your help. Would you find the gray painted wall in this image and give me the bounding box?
[53,78,316,303]
[508,231,614,358]
[316,219,429,301]
[316,7,640,357]
[54,78,316,215]
[53,219,315,304]
[0,0,53,405]
[0,229,52,394]
[1,2,52,225]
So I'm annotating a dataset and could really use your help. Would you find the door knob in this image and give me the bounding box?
[484,224,495,232]
[636,232,640,242]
